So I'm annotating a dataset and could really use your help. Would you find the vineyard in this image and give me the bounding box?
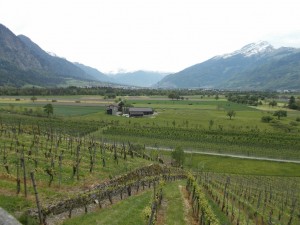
[187,172,300,225]
[103,125,300,160]
[0,94,299,225]
[0,114,176,224]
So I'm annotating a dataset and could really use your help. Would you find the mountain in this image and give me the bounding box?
[0,23,102,87]
[74,62,112,82]
[108,70,168,87]
[18,35,96,81]
[156,41,300,90]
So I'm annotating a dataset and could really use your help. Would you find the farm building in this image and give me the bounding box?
[128,107,154,117]
[106,105,118,115]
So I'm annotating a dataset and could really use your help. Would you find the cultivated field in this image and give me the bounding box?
[0,93,299,225]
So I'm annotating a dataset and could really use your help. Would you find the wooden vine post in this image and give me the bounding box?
[30,171,43,225]
[58,153,63,188]
[20,147,27,198]
[16,155,21,194]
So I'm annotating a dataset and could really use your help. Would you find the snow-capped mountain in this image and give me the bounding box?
[156,41,300,90]
[219,41,275,59]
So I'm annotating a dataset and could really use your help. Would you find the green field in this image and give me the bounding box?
[0,93,299,225]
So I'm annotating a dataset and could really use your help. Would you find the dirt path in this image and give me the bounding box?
[179,185,198,225]
[146,147,300,164]
[155,198,167,225]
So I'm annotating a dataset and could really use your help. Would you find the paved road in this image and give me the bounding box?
[146,146,300,164]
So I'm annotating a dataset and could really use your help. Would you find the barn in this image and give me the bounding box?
[128,107,154,117]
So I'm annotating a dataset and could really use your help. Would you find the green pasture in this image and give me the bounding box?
[152,150,300,176]
[128,99,253,110]
[185,154,300,176]
[0,102,104,116]
[52,105,104,116]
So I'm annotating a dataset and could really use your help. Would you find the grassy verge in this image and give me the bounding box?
[184,153,300,176]
[63,190,152,225]
[162,180,187,225]
[153,151,300,176]
[63,180,187,225]
[0,195,32,214]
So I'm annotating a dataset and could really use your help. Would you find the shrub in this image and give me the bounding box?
[296,117,300,122]
[261,115,273,123]
[18,213,38,225]
[290,121,298,126]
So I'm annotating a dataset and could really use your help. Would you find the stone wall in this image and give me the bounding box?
[0,207,22,225]
[27,164,186,224]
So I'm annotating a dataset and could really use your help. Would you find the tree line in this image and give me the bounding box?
[0,86,284,98]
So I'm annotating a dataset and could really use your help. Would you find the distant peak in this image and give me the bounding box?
[218,41,275,59]
[239,41,274,56]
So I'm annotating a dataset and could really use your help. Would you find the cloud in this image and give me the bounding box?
[2,0,300,72]
[265,31,300,48]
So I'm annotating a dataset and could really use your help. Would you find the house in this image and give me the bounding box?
[128,107,154,117]
[106,105,118,115]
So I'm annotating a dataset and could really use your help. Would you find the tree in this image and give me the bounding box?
[31,96,37,103]
[227,110,236,120]
[288,96,298,109]
[171,146,185,167]
[269,100,277,108]
[168,92,180,101]
[43,104,53,117]
[168,92,176,100]
[273,110,287,120]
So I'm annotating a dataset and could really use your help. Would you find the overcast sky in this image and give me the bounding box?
[1,0,300,73]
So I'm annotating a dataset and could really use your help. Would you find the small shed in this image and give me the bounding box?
[106,105,118,115]
[128,107,154,117]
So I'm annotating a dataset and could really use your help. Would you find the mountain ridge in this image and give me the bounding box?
[156,41,300,90]
[0,23,168,88]
[108,70,168,87]
[2,22,300,90]
[0,23,99,87]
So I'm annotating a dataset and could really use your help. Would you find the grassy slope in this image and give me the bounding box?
[63,181,187,225]
[63,190,152,225]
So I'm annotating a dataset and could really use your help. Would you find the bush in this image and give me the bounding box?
[18,213,38,225]
[171,146,185,167]
[296,117,300,122]
[261,115,273,123]
[290,121,298,126]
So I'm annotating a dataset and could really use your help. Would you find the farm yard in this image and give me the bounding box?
[0,90,299,225]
